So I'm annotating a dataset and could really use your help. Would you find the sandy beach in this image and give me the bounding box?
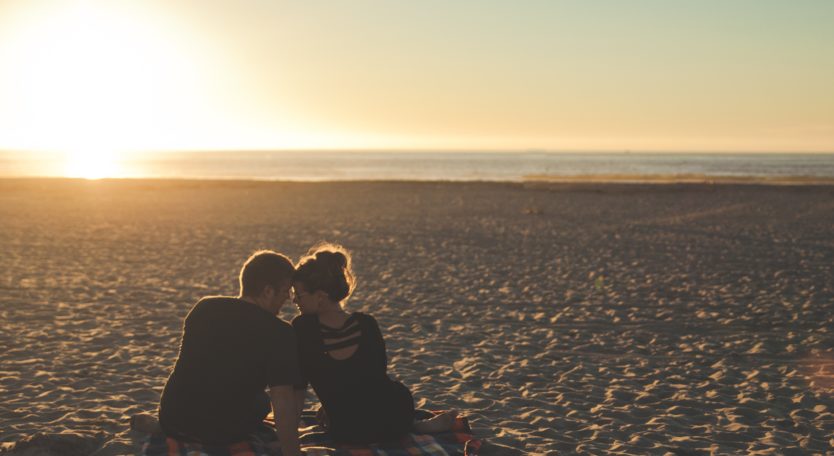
[1,178,833,455]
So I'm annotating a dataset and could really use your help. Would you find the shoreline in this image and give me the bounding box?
[524,173,834,185]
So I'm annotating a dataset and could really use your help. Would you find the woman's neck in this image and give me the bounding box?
[317,302,349,325]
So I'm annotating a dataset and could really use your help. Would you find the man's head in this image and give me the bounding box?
[239,250,295,315]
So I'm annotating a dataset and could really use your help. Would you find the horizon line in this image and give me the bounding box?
[3,148,834,155]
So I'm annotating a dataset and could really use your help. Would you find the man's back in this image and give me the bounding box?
[158,296,299,445]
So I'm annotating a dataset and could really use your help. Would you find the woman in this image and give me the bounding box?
[291,243,455,444]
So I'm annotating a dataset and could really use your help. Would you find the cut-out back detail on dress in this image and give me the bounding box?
[320,314,362,359]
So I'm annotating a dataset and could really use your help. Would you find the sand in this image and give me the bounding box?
[1,178,833,455]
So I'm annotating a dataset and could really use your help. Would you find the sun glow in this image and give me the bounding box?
[0,1,222,176]
[63,150,124,180]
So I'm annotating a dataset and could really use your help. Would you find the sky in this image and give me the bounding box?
[0,0,833,156]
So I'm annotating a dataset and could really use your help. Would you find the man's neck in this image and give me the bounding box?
[239,294,267,312]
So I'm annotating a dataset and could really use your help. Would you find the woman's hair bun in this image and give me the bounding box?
[294,242,355,303]
[315,250,348,269]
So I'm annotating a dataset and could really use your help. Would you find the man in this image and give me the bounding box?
[156,250,301,455]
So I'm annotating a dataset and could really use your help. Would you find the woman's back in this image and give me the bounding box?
[318,311,362,360]
[294,313,387,393]
[293,312,414,443]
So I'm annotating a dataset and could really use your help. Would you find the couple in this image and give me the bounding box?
[133,244,455,456]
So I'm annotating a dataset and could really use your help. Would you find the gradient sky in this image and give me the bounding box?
[1,0,833,154]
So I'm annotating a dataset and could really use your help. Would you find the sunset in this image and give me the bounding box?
[2,0,833,164]
[1,2,834,455]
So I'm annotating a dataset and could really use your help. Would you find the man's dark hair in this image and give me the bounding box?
[239,250,295,298]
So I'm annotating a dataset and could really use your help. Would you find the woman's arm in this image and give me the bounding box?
[365,314,388,371]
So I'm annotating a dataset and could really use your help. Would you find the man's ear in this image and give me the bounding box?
[314,290,328,302]
[262,284,276,300]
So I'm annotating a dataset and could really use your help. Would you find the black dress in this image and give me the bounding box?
[292,312,415,443]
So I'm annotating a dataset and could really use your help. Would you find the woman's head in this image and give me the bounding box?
[293,243,356,314]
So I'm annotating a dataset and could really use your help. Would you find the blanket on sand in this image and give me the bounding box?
[140,410,480,456]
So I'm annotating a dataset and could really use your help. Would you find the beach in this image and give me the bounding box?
[1,178,833,455]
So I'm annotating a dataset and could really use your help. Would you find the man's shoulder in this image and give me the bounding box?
[186,295,235,316]
[194,295,241,306]
[189,296,273,324]
[270,316,293,332]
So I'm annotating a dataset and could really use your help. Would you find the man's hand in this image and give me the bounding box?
[269,385,300,456]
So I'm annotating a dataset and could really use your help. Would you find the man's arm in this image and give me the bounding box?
[269,385,300,456]
[293,387,306,424]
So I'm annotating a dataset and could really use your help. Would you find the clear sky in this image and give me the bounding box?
[1,0,832,157]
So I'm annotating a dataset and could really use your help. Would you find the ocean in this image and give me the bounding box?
[2,151,834,181]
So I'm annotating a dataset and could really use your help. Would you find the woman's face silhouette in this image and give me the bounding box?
[293,283,319,315]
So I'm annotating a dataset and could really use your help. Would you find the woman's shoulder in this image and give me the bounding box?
[351,311,377,325]
[351,312,384,334]
[292,312,378,331]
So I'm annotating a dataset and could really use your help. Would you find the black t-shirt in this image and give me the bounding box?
[158,296,301,444]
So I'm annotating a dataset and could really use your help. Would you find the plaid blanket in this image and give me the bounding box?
[140,410,480,456]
